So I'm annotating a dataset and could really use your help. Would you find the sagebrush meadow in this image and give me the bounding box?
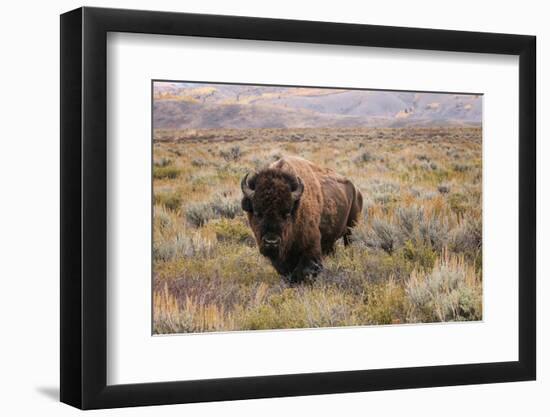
[152,82,482,334]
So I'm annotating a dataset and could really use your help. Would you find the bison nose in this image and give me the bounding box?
[262,235,281,246]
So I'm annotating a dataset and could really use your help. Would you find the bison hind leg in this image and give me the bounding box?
[343,186,364,246]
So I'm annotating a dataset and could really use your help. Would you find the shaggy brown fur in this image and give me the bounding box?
[241,156,363,283]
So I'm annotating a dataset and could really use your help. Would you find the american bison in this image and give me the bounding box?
[241,156,363,283]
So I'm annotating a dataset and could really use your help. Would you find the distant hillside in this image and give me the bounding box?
[153,82,482,129]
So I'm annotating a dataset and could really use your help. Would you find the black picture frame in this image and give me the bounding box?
[60,6,536,410]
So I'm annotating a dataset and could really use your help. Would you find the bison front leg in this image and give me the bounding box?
[290,256,323,284]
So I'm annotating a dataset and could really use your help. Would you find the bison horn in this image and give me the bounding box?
[291,176,304,201]
[241,173,255,198]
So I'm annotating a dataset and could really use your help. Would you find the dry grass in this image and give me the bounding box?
[152,127,482,333]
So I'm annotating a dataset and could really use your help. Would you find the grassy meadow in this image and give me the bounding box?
[152,127,482,334]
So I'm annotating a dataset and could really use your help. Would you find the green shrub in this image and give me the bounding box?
[452,163,470,172]
[241,287,354,330]
[448,192,469,217]
[153,165,180,180]
[364,250,413,284]
[362,279,407,324]
[154,192,182,211]
[208,218,254,245]
[402,240,437,270]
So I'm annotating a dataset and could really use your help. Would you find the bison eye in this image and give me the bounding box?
[254,210,263,218]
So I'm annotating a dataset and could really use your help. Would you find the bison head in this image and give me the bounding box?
[241,169,304,259]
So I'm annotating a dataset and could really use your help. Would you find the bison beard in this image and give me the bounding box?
[241,156,363,283]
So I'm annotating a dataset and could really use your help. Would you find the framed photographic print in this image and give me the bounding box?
[60,7,536,409]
